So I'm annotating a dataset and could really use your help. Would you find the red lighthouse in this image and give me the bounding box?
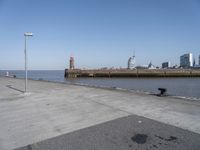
[69,56,75,70]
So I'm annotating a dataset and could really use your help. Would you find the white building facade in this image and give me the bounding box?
[127,55,135,69]
[180,53,193,68]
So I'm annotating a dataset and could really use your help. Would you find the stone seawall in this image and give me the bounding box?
[65,69,200,78]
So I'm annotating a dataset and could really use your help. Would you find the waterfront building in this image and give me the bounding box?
[194,65,200,68]
[193,59,196,67]
[172,65,178,69]
[199,55,200,65]
[127,55,135,69]
[148,62,156,69]
[180,53,193,68]
[162,62,171,68]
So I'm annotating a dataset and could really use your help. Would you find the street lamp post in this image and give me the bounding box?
[24,32,33,93]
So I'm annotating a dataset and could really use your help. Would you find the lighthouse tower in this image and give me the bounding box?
[69,56,75,70]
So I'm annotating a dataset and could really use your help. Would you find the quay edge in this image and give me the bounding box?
[65,68,200,78]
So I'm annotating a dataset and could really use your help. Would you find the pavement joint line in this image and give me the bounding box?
[82,96,132,116]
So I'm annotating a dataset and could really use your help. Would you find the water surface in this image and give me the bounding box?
[1,70,200,99]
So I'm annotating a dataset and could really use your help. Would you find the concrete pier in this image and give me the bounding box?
[0,77,200,150]
[65,68,200,78]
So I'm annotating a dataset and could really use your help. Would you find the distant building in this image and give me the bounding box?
[148,62,156,69]
[199,55,200,65]
[69,56,75,69]
[172,65,178,69]
[193,55,200,68]
[127,55,135,69]
[180,53,193,68]
[135,65,148,69]
[193,59,196,67]
[193,65,200,68]
[162,62,171,68]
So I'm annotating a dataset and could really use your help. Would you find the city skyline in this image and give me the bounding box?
[0,0,200,70]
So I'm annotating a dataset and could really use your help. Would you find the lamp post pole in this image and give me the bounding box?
[24,32,33,93]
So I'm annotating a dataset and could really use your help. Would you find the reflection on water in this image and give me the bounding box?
[0,70,200,99]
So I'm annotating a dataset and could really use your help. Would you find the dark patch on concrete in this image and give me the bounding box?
[155,135,177,142]
[6,85,24,93]
[55,128,62,133]
[131,134,148,144]
[167,136,177,141]
[153,144,158,148]
[155,135,164,140]
[27,145,32,150]
[15,115,200,150]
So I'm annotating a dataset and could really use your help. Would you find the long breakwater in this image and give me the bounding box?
[65,69,200,78]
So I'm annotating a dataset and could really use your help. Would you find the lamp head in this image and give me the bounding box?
[24,32,33,36]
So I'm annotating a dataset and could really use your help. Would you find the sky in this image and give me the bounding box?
[0,0,200,70]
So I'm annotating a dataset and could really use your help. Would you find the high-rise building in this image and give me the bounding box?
[127,55,135,69]
[162,62,170,68]
[199,55,200,65]
[193,58,196,67]
[180,53,193,68]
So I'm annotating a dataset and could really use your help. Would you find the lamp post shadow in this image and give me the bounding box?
[6,85,24,93]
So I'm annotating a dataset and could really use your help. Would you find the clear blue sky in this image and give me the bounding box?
[0,0,200,70]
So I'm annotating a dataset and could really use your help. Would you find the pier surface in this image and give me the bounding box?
[65,68,200,78]
[0,77,200,150]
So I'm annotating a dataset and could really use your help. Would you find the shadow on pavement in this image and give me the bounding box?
[6,85,24,93]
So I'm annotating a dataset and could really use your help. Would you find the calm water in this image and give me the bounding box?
[1,70,200,99]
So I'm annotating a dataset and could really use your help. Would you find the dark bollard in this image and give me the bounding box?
[158,88,167,96]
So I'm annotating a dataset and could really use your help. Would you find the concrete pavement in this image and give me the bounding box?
[0,77,200,149]
[17,115,200,150]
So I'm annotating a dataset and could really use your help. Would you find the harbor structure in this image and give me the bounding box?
[69,56,75,69]
[180,53,193,68]
[162,62,171,68]
[65,68,200,78]
[65,56,77,78]
[65,53,200,78]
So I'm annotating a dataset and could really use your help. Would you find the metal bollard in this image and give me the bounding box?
[158,88,167,96]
